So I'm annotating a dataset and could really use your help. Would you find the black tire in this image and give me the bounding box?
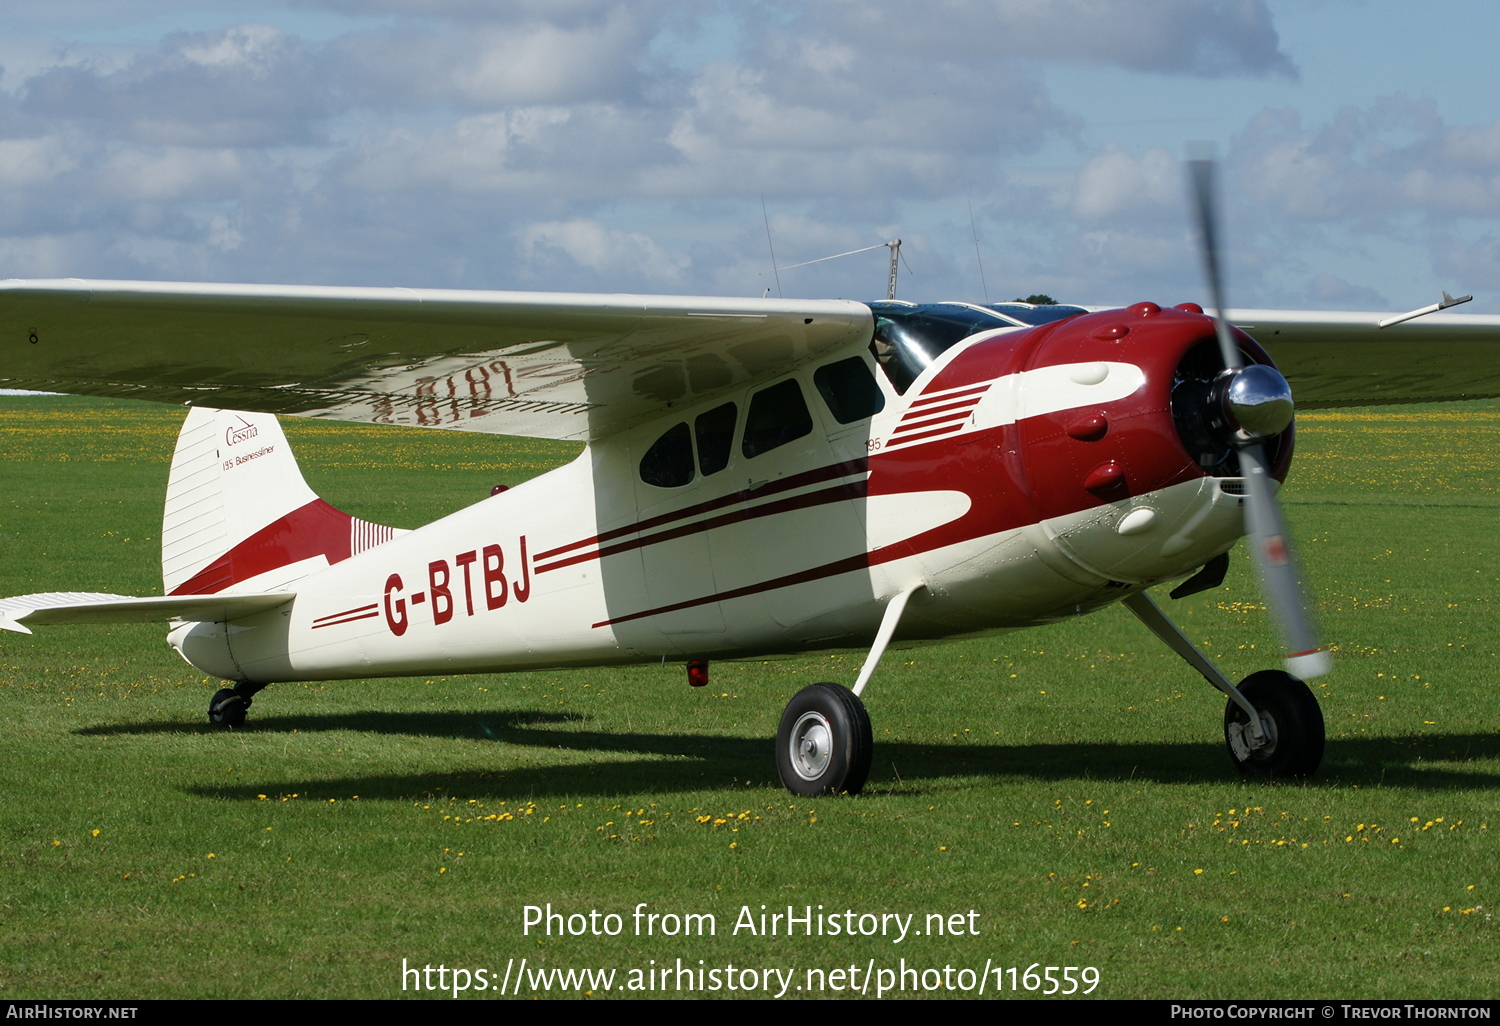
[1224,670,1324,778]
[776,683,873,796]
[209,687,249,728]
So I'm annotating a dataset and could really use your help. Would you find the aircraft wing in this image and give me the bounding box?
[1227,308,1500,407]
[0,279,871,441]
[0,591,294,634]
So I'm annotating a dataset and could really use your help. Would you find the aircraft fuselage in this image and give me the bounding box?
[170,301,1283,684]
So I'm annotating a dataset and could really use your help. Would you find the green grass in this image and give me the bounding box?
[0,396,1496,999]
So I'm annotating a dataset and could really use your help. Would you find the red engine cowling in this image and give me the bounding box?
[921,301,1292,528]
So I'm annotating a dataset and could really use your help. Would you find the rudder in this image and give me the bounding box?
[162,408,399,595]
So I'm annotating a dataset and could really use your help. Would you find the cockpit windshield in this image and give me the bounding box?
[865,300,1087,393]
[866,302,1010,393]
[985,302,1088,326]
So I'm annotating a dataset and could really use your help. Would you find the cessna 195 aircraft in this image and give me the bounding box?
[3,164,1500,795]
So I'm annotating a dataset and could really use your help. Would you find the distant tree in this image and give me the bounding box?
[1012,294,1057,305]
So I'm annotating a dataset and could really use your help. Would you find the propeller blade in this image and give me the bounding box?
[1238,444,1331,679]
[1185,149,1330,679]
[1186,154,1243,373]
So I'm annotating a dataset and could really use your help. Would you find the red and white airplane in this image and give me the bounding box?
[3,168,1499,794]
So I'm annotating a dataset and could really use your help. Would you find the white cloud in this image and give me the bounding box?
[518,218,688,284]
[181,24,289,75]
[92,146,257,202]
[0,136,78,187]
[789,0,1295,78]
[1235,100,1500,222]
[333,8,653,109]
[1070,145,1180,221]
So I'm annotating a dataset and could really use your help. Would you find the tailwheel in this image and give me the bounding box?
[776,683,873,796]
[208,687,252,728]
[1224,670,1324,778]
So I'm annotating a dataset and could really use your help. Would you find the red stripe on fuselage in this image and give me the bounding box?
[886,423,967,447]
[532,458,870,562]
[313,602,378,624]
[311,610,381,629]
[596,422,1027,627]
[536,479,869,574]
[891,409,971,437]
[908,383,990,408]
[894,397,983,425]
[169,498,354,596]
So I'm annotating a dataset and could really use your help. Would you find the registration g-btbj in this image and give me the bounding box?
[5,164,1499,795]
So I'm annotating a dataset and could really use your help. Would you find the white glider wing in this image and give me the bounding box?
[0,279,871,440]
[1227,307,1500,407]
[5,281,1499,439]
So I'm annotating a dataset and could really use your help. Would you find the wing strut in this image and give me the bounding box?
[1123,592,1266,745]
[852,581,924,697]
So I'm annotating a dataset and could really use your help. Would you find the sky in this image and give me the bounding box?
[2,0,1499,311]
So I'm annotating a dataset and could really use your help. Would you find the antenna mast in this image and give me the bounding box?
[761,195,782,298]
[968,201,989,303]
[759,237,908,297]
[885,240,901,300]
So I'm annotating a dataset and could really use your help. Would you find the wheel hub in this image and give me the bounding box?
[1228,709,1278,761]
[788,711,833,781]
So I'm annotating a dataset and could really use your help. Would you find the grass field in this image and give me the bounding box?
[0,395,1495,1000]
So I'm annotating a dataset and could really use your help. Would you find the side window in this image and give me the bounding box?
[639,422,694,488]
[814,356,885,424]
[742,379,813,459]
[695,402,737,476]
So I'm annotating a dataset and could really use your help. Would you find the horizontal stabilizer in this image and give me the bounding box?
[0,591,294,633]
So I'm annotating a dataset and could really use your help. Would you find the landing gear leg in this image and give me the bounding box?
[1122,591,1324,778]
[208,682,265,727]
[774,583,922,796]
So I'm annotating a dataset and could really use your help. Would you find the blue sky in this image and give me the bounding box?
[2,0,1498,311]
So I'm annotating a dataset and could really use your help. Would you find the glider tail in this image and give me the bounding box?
[162,408,401,595]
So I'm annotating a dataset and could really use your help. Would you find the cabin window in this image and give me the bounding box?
[639,422,695,488]
[695,402,737,476]
[814,356,885,424]
[742,379,813,459]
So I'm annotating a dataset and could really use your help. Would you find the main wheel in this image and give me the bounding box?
[1224,670,1324,778]
[776,683,873,796]
[209,687,250,728]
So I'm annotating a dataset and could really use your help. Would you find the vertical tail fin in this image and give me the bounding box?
[162,408,400,595]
